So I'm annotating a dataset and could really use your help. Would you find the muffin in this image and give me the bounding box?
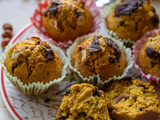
[106,0,159,41]
[55,83,110,120]
[138,34,160,77]
[105,78,160,120]
[4,37,63,85]
[70,35,127,81]
[42,0,93,42]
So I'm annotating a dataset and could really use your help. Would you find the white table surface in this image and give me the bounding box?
[0,0,160,120]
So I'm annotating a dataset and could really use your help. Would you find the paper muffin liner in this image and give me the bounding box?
[30,0,101,48]
[66,33,133,89]
[133,28,160,85]
[0,42,68,95]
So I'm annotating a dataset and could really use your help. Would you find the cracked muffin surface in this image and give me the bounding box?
[104,78,160,120]
[106,0,159,41]
[71,35,127,81]
[42,0,93,42]
[55,83,110,120]
[138,34,160,77]
[4,37,63,85]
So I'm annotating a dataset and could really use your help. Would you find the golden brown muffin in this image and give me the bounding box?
[71,35,127,81]
[105,78,160,120]
[55,83,110,120]
[106,0,159,41]
[42,0,93,42]
[138,34,160,76]
[4,37,63,85]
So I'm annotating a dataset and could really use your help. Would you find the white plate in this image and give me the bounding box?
[1,23,160,120]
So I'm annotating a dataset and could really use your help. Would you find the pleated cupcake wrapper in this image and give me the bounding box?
[30,0,101,48]
[133,28,160,85]
[67,33,133,89]
[101,1,135,49]
[0,43,68,95]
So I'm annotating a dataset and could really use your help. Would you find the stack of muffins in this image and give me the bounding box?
[1,0,160,119]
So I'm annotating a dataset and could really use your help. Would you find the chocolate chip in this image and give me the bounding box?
[79,46,82,51]
[139,107,143,111]
[104,37,121,62]
[44,0,60,17]
[97,64,99,66]
[58,115,65,120]
[114,0,144,17]
[88,36,102,53]
[92,87,102,97]
[146,46,160,59]
[74,8,82,17]
[1,37,11,49]
[108,56,116,63]
[151,14,159,27]
[120,21,125,26]
[2,29,12,38]
[45,47,55,62]
[114,94,129,104]
[44,98,51,103]
[3,23,13,31]
[65,90,71,96]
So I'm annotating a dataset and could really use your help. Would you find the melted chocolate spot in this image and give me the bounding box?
[44,98,51,103]
[88,36,102,53]
[65,90,71,95]
[58,115,66,120]
[151,14,159,27]
[114,0,144,17]
[44,0,60,17]
[104,37,121,63]
[114,94,129,103]
[45,47,55,62]
[108,56,116,63]
[139,107,143,111]
[74,8,82,17]
[146,46,160,59]
[92,87,102,97]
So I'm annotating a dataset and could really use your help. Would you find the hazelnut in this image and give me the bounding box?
[1,37,11,49]
[3,23,13,31]
[2,29,12,38]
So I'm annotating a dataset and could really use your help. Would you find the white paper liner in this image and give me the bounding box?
[0,42,68,95]
[67,33,133,89]
[30,0,102,48]
[133,29,160,85]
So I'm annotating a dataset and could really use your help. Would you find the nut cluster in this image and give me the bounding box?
[1,23,13,49]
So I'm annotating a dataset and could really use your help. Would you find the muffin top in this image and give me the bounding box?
[4,37,63,84]
[43,0,91,32]
[145,34,160,60]
[71,35,127,81]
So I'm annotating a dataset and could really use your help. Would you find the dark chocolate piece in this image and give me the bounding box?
[146,46,160,59]
[65,90,71,95]
[92,87,102,97]
[74,8,82,17]
[151,14,159,27]
[43,0,60,17]
[114,94,129,103]
[108,56,116,63]
[114,0,144,17]
[88,36,102,53]
[44,98,51,103]
[139,107,143,111]
[104,37,121,62]
[45,47,55,61]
